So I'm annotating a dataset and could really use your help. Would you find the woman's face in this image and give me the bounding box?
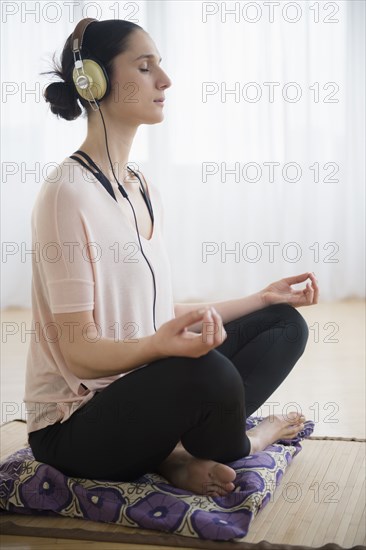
[104,29,172,124]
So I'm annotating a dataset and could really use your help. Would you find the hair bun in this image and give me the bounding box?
[44,81,82,121]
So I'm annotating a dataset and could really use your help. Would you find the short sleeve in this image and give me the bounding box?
[33,180,95,314]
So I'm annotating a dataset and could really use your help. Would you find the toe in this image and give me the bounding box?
[287,411,304,424]
[205,480,234,497]
[217,481,236,494]
[296,414,306,424]
[291,423,304,435]
[202,481,223,495]
[213,484,229,496]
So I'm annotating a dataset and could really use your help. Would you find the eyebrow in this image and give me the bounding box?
[134,54,162,64]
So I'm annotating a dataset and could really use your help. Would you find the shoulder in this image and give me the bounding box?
[36,157,93,205]
[32,157,92,226]
[50,157,94,192]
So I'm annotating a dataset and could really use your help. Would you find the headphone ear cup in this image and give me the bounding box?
[72,58,110,101]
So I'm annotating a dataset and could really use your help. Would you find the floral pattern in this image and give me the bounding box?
[0,416,314,542]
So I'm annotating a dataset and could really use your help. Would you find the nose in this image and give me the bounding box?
[158,68,172,90]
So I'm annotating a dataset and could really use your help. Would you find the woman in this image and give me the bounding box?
[25,18,318,498]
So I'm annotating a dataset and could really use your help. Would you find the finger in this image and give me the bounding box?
[307,282,314,304]
[179,330,212,358]
[207,309,222,345]
[305,282,314,304]
[202,308,215,347]
[211,307,226,344]
[308,272,319,303]
[175,307,210,333]
[283,272,313,285]
[217,313,227,343]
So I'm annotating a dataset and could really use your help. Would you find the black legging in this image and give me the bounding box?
[28,303,309,482]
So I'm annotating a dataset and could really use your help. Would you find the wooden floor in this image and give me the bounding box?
[1,300,365,548]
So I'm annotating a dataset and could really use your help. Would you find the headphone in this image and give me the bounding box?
[70,18,158,333]
[71,18,110,109]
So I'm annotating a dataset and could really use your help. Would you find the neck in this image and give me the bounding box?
[78,108,139,192]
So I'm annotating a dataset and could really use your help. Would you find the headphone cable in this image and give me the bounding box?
[96,102,157,333]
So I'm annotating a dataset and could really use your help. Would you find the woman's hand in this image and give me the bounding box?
[261,272,319,308]
[151,307,227,359]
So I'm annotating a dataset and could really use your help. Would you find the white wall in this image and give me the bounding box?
[1,0,365,308]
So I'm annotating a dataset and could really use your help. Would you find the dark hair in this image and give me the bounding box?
[41,19,143,121]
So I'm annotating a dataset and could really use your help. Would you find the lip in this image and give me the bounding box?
[154,98,165,103]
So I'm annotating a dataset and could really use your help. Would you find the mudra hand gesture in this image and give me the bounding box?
[261,272,319,308]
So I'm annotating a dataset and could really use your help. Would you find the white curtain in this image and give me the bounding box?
[1,0,365,308]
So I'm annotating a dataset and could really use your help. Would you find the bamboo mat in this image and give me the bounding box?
[0,421,365,549]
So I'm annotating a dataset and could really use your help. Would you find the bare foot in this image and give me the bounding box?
[155,443,237,498]
[247,411,306,454]
[155,411,305,497]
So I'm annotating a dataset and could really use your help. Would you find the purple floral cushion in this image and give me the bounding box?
[0,416,314,542]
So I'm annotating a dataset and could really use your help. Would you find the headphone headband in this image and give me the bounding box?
[72,18,97,52]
